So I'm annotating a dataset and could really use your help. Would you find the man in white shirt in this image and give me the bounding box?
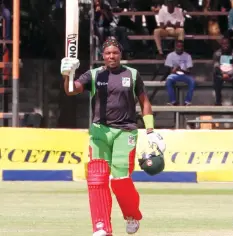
[165,40,195,105]
[154,0,185,56]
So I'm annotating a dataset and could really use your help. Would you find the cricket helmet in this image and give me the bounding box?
[138,151,165,176]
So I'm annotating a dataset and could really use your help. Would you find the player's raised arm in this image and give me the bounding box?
[60,57,92,96]
[63,75,83,95]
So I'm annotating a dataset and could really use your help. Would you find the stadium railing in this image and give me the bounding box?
[93,59,213,64]
[113,11,227,16]
[135,81,233,128]
[136,105,233,129]
[128,35,223,40]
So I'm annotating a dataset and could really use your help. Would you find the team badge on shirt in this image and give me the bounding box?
[122,77,131,87]
[128,135,136,146]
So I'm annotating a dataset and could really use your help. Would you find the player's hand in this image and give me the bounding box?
[147,131,166,153]
[60,57,80,76]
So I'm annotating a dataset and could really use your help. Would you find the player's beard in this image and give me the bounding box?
[106,61,120,69]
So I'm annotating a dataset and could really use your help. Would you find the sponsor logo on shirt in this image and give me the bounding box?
[97,81,108,86]
[122,77,131,87]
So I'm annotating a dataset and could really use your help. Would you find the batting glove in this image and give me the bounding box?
[60,57,80,76]
[147,131,166,154]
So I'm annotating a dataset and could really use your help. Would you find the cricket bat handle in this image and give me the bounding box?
[68,69,75,92]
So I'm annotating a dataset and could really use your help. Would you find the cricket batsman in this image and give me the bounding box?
[60,38,166,236]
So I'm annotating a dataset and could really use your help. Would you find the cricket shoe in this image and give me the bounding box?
[93,229,107,236]
[126,217,140,234]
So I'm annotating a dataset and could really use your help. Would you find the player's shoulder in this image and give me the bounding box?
[122,65,139,80]
[122,65,139,74]
[90,66,104,73]
[89,66,105,79]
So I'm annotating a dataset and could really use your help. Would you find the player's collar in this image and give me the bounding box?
[104,65,123,74]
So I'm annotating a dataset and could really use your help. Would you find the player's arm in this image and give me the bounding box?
[134,71,153,133]
[138,94,153,133]
[135,71,166,153]
[63,75,83,95]
[64,70,92,96]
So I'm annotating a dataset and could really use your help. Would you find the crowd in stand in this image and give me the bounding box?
[94,0,233,106]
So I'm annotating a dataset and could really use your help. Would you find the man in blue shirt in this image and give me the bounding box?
[164,40,195,105]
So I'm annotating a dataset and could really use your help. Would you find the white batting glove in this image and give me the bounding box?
[60,57,80,76]
[147,131,166,154]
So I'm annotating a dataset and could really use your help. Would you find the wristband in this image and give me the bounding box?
[143,114,154,130]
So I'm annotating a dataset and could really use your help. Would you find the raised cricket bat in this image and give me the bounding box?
[65,0,79,92]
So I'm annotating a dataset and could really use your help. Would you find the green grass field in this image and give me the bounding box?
[0,182,233,236]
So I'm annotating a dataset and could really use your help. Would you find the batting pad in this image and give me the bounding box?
[111,177,142,220]
[87,159,112,234]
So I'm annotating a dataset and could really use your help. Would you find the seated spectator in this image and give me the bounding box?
[0,3,11,40]
[153,0,185,58]
[165,40,195,106]
[213,37,233,105]
[226,1,233,42]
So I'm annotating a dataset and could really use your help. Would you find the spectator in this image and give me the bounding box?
[226,1,233,41]
[165,40,195,106]
[94,0,132,59]
[203,0,229,43]
[0,3,11,40]
[94,0,113,45]
[153,0,185,57]
[213,37,233,105]
[110,24,133,59]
